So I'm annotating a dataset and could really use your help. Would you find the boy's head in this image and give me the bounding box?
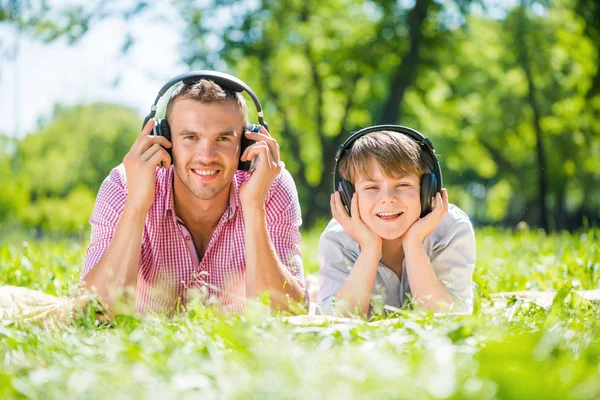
[338,130,435,240]
[338,130,433,183]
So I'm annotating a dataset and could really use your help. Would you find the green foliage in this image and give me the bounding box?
[0,156,29,225]
[0,228,599,398]
[17,103,139,198]
[20,185,96,234]
[1,0,599,234]
[0,103,140,233]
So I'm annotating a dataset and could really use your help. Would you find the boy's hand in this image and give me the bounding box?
[331,191,382,252]
[404,188,449,245]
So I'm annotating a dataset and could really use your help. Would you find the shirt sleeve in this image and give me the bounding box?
[316,221,355,316]
[264,168,307,300]
[80,165,128,281]
[429,215,476,313]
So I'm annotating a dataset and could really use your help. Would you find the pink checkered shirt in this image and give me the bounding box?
[81,164,305,314]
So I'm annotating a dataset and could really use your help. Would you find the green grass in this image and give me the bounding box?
[1,227,599,399]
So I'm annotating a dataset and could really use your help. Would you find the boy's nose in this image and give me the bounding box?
[380,187,399,203]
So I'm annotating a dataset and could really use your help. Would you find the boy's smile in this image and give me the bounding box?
[355,159,422,240]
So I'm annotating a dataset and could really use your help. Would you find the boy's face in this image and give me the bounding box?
[354,159,422,240]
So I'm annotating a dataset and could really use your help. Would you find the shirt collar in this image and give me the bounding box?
[225,171,243,221]
[164,166,175,218]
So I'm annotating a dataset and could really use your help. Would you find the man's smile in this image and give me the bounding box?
[191,168,221,182]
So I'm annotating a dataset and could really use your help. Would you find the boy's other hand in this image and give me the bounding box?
[331,191,382,252]
[404,188,449,246]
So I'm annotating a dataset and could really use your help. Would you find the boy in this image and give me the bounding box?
[317,126,475,316]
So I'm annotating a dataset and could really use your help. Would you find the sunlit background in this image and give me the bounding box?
[1,0,599,236]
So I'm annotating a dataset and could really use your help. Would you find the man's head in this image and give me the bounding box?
[167,79,248,201]
[338,130,434,240]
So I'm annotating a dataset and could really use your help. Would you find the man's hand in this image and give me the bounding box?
[122,119,172,212]
[403,188,449,245]
[239,125,281,210]
[331,191,382,252]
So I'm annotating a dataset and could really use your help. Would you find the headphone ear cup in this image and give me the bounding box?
[238,124,259,171]
[338,178,355,216]
[420,172,438,217]
[156,119,172,158]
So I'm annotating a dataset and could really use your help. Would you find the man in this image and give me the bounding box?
[78,76,306,315]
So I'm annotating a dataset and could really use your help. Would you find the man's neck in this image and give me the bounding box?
[172,178,231,232]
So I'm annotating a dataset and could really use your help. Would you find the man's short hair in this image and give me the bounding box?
[165,79,249,125]
[338,130,434,183]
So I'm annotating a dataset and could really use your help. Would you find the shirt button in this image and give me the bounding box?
[186,236,191,241]
[386,271,392,278]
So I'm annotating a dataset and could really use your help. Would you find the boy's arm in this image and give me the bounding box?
[331,245,380,316]
[403,238,456,312]
[317,191,382,317]
[403,190,476,312]
[424,214,476,312]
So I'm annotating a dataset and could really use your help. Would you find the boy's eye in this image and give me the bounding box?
[365,186,378,190]
[397,183,410,187]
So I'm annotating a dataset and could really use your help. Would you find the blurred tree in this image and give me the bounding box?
[2,0,599,232]
[408,1,600,230]
[8,103,140,233]
[0,149,29,227]
[176,0,478,225]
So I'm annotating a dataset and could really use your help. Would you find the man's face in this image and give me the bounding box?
[354,159,422,240]
[169,98,244,201]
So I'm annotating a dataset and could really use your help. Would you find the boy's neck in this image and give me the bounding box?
[380,237,405,275]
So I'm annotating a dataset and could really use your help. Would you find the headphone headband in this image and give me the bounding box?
[145,70,265,126]
[333,124,442,191]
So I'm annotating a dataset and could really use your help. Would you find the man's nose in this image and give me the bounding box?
[196,139,218,160]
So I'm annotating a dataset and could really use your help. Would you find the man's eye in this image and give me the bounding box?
[217,136,231,142]
[185,135,196,140]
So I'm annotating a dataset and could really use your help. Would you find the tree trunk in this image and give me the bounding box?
[517,3,550,232]
[377,0,432,124]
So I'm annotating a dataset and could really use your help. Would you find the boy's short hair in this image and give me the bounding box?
[165,79,249,125]
[338,130,434,183]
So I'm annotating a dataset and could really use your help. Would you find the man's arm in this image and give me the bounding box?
[80,201,147,304]
[243,204,306,311]
[240,126,306,312]
[77,119,171,311]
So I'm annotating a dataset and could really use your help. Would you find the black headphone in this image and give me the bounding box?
[142,70,269,171]
[333,125,443,218]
